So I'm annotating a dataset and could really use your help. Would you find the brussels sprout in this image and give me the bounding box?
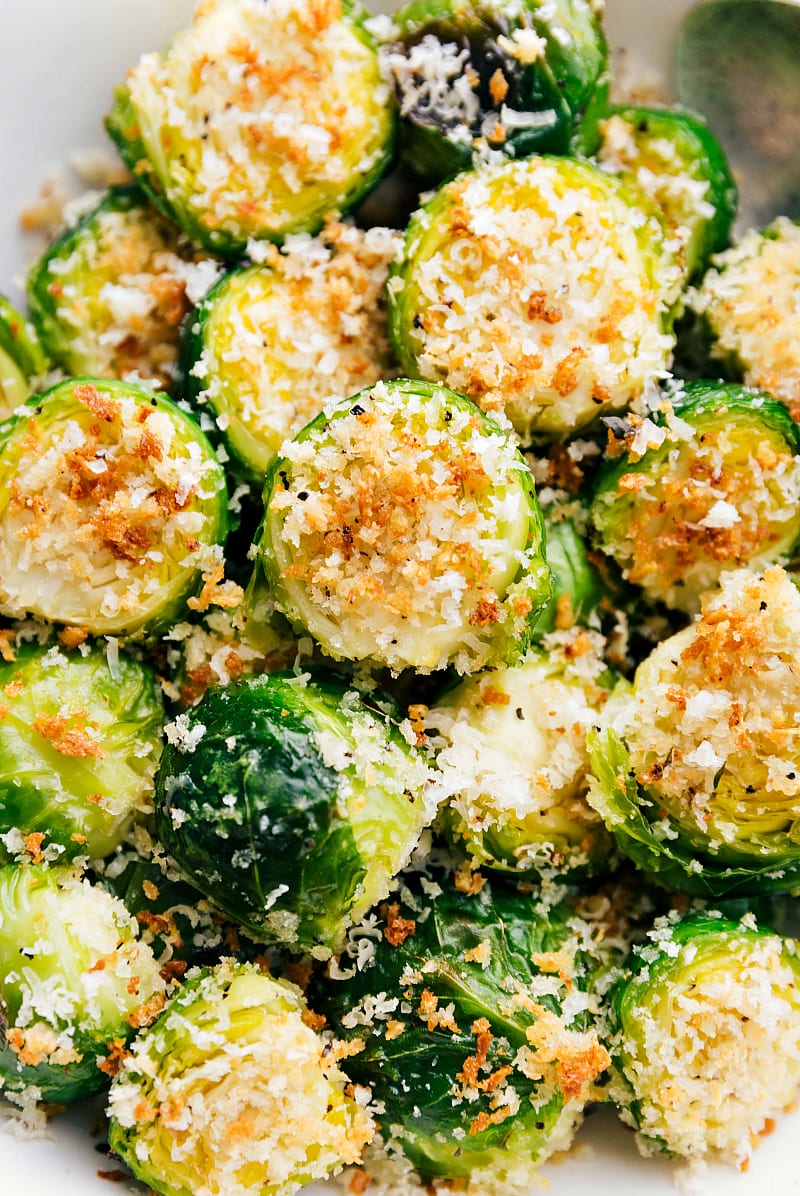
[179,223,400,481]
[589,381,800,613]
[27,186,219,391]
[0,640,163,861]
[0,293,47,418]
[389,156,679,441]
[0,863,165,1102]
[155,671,438,952]
[534,509,613,639]
[607,912,800,1166]
[0,378,228,635]
[106,0,395,255]
[387,0,609,182]
[688,216,800,417]
[248,379,551,674]
[429,636,615,877]
[315,874,610,1182]
[597,105,737,282]
[108,960,373,1196]
[587,567,800,896]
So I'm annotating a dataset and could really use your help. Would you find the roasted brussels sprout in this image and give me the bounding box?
[597,105,736,282]
[155,671,437,952]
[688,216,800,418]
[106,0,395,255]
[389,156,678,441]
[534,509,612,639]
[180,223,399,481]
[589,381,800,613]
[0,640,163,861]
[108,960,374,1196]
[0,863,165,1102]
[316,874,610,1183]
[429,634,615,877]
[27,185,219,390]
[0,293,47,417]
[387,0,609,182]
[607,912,800,1166]
[0,378,228,635]
[588,567,800,896]
[248,379,550,674]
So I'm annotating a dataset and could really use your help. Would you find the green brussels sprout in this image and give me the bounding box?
[389,156,679,442]
[27,185,220,391]
[387,0,609,182]
[106,0,395,255]
[597,105,737,283]
[429,636,616,877]
[533,508,613,639]
[0,640,163,861]
[587,567,800,896]
[607,912,800,1166]
[248,379,551,674]
[179,223,399,481]
[589,381,800,613]
[0,863,165,1102]
[0,293,48,418]
[688,216,800,417]
[0,378,228,636]
[155,671,438,953]
[315,874,610,1183]
[108,960,374,1196]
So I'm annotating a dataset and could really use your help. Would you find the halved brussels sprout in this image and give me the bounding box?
[429,635,615,877]
[688,216,800,418]
[608,912,800,1166]
[0,863,165,1102]
[0,293,48,418]
[0,640,163,861]
[387,0,609,182]
[249,379,551,674]
[534,508,614,640]
[0,378,228,635]
[180,223,399,481]
[106,0,395,255]
[155,671,438,953]
[597,105,737,283]
[27,185,219,391]
[588,567,800,896]
[108,961,374,1196]
[589,381,800,613]
[389,156,678,441]
[315,874,610,1183]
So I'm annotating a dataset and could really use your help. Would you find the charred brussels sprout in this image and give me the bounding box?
[589,382,800,613]
[106,0,395,255]
[315,875,610,1182]
[249,379,550,674]
[387,0,608,182]
[0,378,228,635]
[180,223,399,481]
[0,293,47,417]
[588,568,800,896]
[155,672,437,952]
[0,863,165,1102]
[608,913,800,1166]
[27,186,219,391]
[108,961,374,1196]
[0,641,163,861]
[597,105,736,282]
[389,157,678,441]
[688,216,800,416]
[429,634,615,877]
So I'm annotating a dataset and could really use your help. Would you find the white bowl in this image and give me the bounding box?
[1,1,798,1194]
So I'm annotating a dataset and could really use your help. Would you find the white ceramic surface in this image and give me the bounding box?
[1,1,798,1193]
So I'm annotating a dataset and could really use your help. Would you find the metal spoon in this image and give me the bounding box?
[674,0,800,231]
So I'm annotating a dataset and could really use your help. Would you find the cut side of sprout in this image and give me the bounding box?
[0,379,227,636]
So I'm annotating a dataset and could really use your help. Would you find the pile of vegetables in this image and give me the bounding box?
[3,0,800,1193]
